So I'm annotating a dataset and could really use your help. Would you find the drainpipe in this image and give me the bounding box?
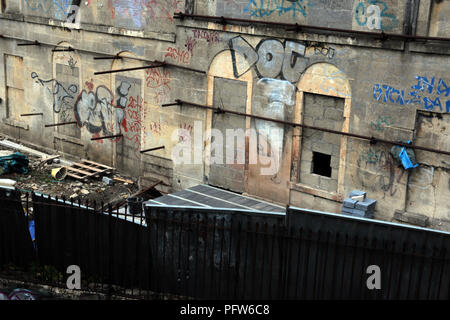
[403,0,421,35]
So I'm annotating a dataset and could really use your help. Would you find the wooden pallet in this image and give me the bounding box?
[66,159,114,181]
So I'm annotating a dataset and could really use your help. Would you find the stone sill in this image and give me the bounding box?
[53,132,84,147]
[3,118,29,130]
[394,209,430,228]
[290,182,343,202]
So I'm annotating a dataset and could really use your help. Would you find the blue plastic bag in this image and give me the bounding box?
[399,147,419,170]
[29,220,37,250]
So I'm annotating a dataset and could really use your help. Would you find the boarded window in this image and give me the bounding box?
[5,55,24,120]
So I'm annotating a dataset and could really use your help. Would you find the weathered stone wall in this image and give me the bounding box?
[0,0,449,230]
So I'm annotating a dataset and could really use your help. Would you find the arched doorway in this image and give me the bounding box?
[291,62,352,204]
[205,50,254,193]
[110,52,145,176]
[51,41,82,154]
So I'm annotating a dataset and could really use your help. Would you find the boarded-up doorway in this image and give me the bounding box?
[208,77,247,193]
[115,75,142,177]
[5,55,24,120]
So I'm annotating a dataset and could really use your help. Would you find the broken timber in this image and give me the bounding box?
[111,180,163,211]
[113,176,134,184]
[66,159,114,181]
[39,154,61,165]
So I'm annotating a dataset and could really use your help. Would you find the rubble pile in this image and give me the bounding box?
[0,142,139,205]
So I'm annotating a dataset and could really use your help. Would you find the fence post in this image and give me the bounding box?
[108,203,113,300]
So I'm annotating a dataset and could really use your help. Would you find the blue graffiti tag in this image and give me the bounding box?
[372,77,450,113]
[355,0,398,31]
[370,115,392,131]
[244,0,307,18]
[24,0,72,20]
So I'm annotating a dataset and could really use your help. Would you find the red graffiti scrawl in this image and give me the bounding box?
[126,95,143,157]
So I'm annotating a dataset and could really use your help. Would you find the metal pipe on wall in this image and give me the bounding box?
[162,99,450,156]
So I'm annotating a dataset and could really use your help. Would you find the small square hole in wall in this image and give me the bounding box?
[312,152,332,177]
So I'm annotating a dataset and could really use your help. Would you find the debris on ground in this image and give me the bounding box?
[0,141,140,206]
[65,159,114,181]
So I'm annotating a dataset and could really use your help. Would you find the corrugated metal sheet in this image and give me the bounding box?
[147,184,285,213]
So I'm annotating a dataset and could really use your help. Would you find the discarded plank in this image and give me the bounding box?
[111,180,163,210]
[40,155,60,164]
[113,176,134,184]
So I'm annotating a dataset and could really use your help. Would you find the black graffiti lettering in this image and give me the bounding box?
[282,40,307,83]
[229,36,259,78]
[229,37,307,83]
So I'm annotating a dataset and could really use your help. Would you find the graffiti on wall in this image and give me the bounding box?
[311,44,336,59]
[229,36,307,83]
[64,0,81,28]
[185,36,198,57]
[408,165,434,191]
[74,85,125,140]
[165,46,191,65]
[124,94,144,156]
[31,72,78,122]
[373,76,450,113]
[356,147,406,198]
[226,36,307,181]
[24,0,72,20]
[145,67,172,104]
[243,0,307,18]
[370,115,392,131]
[33,71,147,156]
[354,0,398,31]
[108,0,184,27]
[254,78,295,183]
[68,56,77,70]
[178,123,193,142]
[192,29,221,45]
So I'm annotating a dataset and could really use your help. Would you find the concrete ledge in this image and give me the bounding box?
[394,210,430,227]
[290,182,343,202]
[3,118,29,131]
[53,132,84,147]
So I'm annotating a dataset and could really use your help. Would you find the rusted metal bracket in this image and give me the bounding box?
[21,113,43,117]
[52,47,74,52]
[161,100,183,107]
[94,64,165,75]
[379,31,389,41]
[93,55,122,60]
[163,99,450,156]
[90,134,123,141]
[44,121,78,128]
[173,12,184,20]
[140,146,165,154]
[286,23,302,32]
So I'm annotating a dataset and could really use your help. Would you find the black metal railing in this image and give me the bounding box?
[0,189,449,299]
